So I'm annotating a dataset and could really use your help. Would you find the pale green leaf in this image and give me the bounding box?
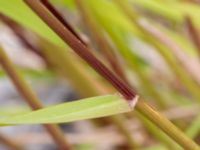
[186,114,200,139]
[52,0,75,10]
[0,0,66,48]
[0,95,132,126]
[87,0,147,66]
[131,0,200,26]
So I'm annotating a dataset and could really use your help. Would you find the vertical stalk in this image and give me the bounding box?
[23,0,200,149]
[0,47,72,150]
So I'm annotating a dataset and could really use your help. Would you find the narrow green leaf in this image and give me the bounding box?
[0,94,132,126]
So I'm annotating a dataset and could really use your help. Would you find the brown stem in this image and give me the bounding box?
[0,47,72,150]
[40,0,86,46]
[24,0,137,101]
[0,13,45,59]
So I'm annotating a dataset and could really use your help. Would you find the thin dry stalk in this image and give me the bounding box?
[0,13,47,63]
[0,47,72,150]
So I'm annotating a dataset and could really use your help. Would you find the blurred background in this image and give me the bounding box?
[0,0,200,149]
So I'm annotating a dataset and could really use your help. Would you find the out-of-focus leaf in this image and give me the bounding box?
[131,0,200,26]
[20,69,54,79]
[186,115,200,139]
[87,0,147,66]
[131,0,182,23]
[52,0,75,10]
[0,95,132,125]
[0,0,66,48]
[0,70,5,77]
[140,145,168,150]
[86,0,171,107]
[0,106,30,116]
[0,69,53,80]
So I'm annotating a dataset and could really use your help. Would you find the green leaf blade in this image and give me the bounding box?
[0,94,132,126]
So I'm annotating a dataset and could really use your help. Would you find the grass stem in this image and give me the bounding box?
[0,46,72,150]
[24,0,137,101]
[136,100,200,150]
